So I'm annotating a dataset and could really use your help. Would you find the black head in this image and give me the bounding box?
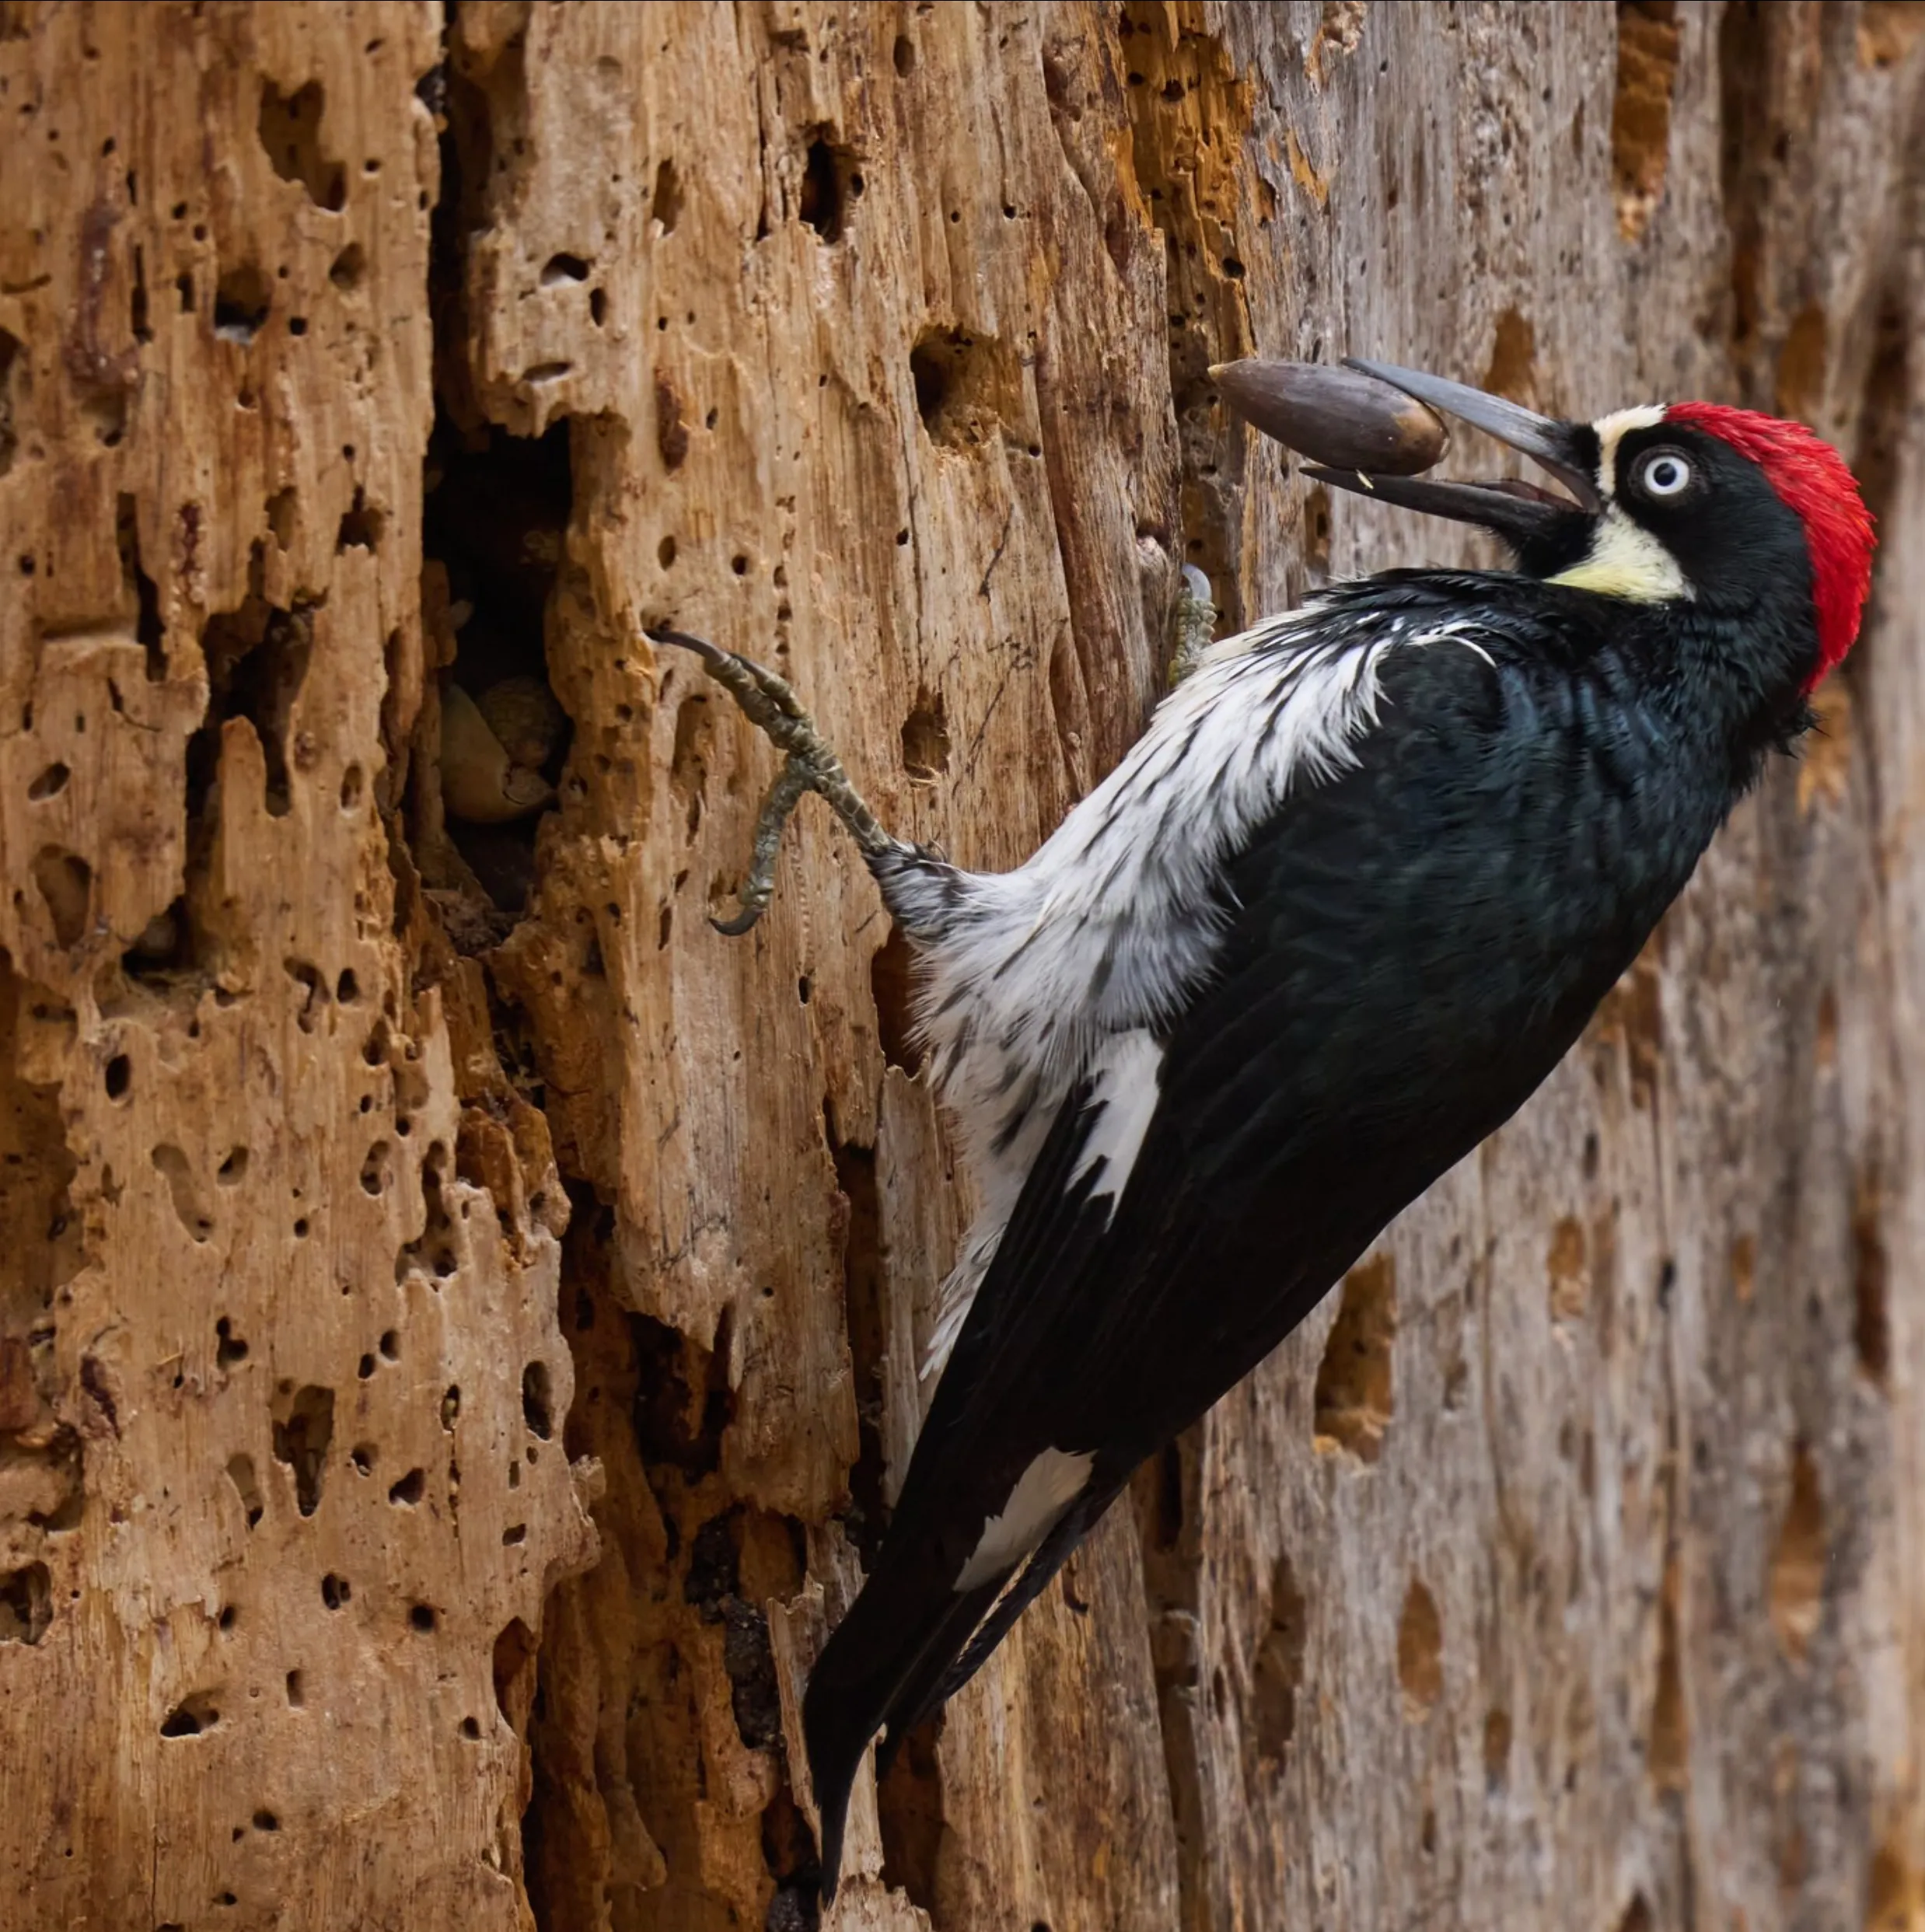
[1303,362,1875,690]
[1499,410,1811,627]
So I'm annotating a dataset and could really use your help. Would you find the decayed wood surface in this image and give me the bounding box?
[4,3,1925,1928]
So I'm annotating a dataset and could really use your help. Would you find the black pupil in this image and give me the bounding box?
[1649,458,1681,490]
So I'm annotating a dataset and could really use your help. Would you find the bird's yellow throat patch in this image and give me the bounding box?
[1549,504,1692,603]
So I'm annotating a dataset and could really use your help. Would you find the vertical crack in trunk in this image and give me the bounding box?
[406,13,605,1920]
[0,965,87,1596]
[1108,12,1257,1925]
[415,13,826,1927]
[1116,4,1256,648]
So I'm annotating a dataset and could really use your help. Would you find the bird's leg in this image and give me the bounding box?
[649,628,907,934]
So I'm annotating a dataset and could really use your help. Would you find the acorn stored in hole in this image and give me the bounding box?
[441,682,555,824]
[475,676,568,770]
[1210,358,1448,477]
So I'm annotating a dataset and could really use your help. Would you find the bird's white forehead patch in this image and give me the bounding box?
[1071,1029,1163,1224]
[956,1448,1094,1591]
[1592,403,1668,497]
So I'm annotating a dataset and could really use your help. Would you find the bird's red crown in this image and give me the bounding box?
[1665,402,1876,687]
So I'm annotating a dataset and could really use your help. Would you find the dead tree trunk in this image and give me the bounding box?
[4,3,1925,1927]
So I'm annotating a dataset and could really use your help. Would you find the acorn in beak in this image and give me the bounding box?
[1211,355,1603,554]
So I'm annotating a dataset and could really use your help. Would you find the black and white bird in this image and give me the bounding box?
[653,358,1874,1899]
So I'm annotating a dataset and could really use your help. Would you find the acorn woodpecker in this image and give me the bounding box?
[652,358,1874,1899]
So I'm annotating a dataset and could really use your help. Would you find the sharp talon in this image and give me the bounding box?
[646,625,742,686]
[645,625,725,662]
[646,627,808,728]
[710,903,766,938]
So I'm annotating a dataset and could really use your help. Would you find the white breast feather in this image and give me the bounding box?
[910,599,1472,1377]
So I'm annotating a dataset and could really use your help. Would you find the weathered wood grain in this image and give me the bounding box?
[3,3,1925,1928]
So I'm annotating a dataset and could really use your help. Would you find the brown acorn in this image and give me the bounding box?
[1210,358,1448,476]
[441,682,555,824]
[475,675,568,770]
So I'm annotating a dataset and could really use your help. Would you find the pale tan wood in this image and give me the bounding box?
[5,4,1925,1929]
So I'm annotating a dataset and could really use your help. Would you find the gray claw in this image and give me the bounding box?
[648,627,809,731]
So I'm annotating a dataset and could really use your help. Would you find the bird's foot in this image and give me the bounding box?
[1167,564,1218,688]
[649,628,900,935]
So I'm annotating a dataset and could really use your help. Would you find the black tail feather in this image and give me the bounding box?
[803,1480,1128,1899]
[803,1714,864,1909]
[868,1577,1004,1784]
[803,1570,998,1902]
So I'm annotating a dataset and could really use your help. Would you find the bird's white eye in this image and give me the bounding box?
[1635,449,1693,498]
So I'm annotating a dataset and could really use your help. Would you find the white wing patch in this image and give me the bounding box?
[915,614,1396,1163]
[1071,1029,1162,1220]
[955,1448,1095,1591]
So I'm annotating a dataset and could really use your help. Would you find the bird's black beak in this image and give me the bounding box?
[1306,358,1603,554]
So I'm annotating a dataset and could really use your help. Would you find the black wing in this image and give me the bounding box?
[901,618,1712,1505]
